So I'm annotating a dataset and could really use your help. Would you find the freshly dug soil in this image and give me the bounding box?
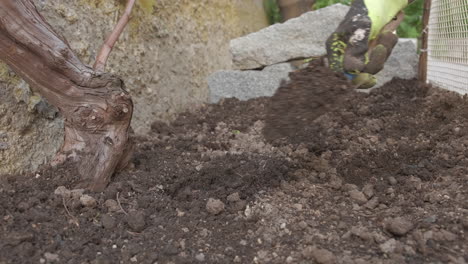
[1,63,467,264]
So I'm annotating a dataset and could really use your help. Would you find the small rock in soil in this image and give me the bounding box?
[388,176,398,185]
[195,253,205,262]
[101,214,116,229]
[126,211,146,232]
[385,217,414,236]
[104,199,120,212]
[206,198,225,215]
[44,252,59,262]
[349,190,368,205]
[80,195,97,207]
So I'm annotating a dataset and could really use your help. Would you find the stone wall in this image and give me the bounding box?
[0,0,268,175]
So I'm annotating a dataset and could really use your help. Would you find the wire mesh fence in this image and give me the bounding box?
[427,0,468,94]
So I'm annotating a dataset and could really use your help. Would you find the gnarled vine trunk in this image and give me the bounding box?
[0,0,134,191]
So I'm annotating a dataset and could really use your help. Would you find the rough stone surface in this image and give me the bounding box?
[208,63,293,103]
[230,4,350,69]
[0,0,268,175]
[210,39,418,103]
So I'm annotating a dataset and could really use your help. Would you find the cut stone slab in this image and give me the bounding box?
[210,40,418,103]
[208,63,294,103]
[230,4,350,70]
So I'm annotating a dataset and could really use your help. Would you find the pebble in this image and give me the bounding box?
[385,217,414,236]
[298,221,308,230]
[388,176,398,185]
[104,199,120,212]
[44,252,59,262]
[101,214,116,229]
[293,203,303,210]
[227,192,240,202]
[195,253,205,262]
[80,195,97,208]
[349,190,368,205]
[206,198,225,215]
[126,211,146,232]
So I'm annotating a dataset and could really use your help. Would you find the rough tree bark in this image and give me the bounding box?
[0,0,134,191]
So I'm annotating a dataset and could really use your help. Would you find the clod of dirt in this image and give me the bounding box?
[80,195,97,208]
[379,239,398,254]
[362,184,375,199]
[227,192,241,202]
[54,186,70,198]
[104,199,120,212]
[70,189,85,200]
[126,210,146,232]
[385,217,414,236]
[206,198,225,215]
[302,246,336,264]
[348,190,368,205]
[101,214,116,229]
[264,59,353,144]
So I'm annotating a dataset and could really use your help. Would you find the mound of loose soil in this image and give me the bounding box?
[264,60,353,144]
[1,63,467,264]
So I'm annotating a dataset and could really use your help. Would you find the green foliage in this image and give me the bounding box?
[263,0,282,24]
[397,0,424,38]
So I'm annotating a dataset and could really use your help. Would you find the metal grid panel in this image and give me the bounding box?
[427,0,468,93]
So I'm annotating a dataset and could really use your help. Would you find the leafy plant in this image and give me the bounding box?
[264,0,282,24]
[397,0,424,38]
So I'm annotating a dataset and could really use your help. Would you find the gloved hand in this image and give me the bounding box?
[325,0,414,89]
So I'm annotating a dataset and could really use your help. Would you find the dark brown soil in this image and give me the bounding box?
[1,63,467,264]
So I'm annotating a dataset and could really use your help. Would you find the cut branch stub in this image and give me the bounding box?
[94,0,136,72]
[0,0,134,191]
